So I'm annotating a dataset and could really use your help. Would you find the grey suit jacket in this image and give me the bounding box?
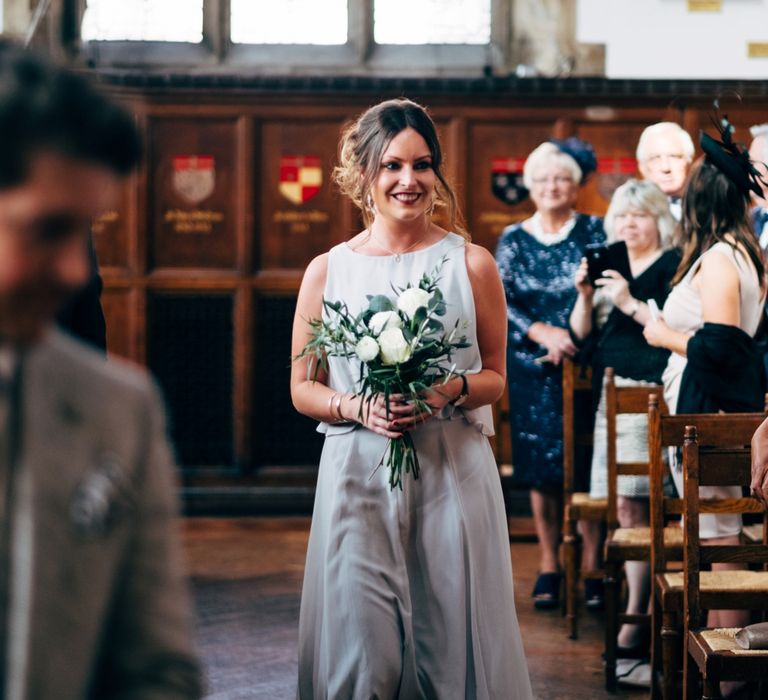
[5,329,203,699]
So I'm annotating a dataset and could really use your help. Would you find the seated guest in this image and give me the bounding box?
[748,123,768,247]
[637,122,695,221]
[569,179,678,648]
[495,137,604,610]
[644,117,767,697]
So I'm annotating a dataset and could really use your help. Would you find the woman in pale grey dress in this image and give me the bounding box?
[290,99,532,699]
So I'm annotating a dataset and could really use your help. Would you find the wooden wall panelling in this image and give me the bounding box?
[88,89,768,513]
[259,117,350,271]
[465,117,553,252]
[250,289,325,470]
[685,100,767,158]
[234,284,253,471]
[92,177,132,270]
[100,287,135,361]
[146,114,240,271]
[575,107,681,214]
[440,116,468,231]
[147,289,237,472]
[134,109,150,283]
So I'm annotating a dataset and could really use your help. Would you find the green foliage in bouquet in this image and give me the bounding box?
[296,256,470,489]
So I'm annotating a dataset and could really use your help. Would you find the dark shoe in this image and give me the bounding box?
[532,572,562,610]
[584,578,605,610]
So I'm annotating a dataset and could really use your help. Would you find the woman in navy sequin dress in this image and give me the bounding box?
[495,139,604,608]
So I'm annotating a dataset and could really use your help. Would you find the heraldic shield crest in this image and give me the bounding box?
[596,157,637,201]
[173,155,215,205]
[491,158,528,206]
[279,155,322,205]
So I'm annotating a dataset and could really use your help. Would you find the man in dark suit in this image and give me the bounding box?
[0,41,203,699]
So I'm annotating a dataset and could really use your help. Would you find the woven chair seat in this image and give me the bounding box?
[571,492,607,509]
[572,492,604,505]
[698,628,768,655]
[610,526,683,547]
[662,570,768,592]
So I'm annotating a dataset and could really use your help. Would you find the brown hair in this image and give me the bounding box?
[671,156,765,287]
[333,98,467,238]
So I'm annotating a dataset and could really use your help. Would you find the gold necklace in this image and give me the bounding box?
[371,218,431,262]
[372,234,424,262]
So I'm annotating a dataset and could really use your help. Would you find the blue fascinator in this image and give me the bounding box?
[549,137,598,181]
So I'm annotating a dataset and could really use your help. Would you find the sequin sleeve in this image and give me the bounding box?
[495,226,535,345]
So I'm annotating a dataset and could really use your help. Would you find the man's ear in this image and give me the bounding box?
[637,159,650,180]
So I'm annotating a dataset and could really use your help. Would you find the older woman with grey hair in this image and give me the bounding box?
[569,178,679,664]
[495,138,604,610]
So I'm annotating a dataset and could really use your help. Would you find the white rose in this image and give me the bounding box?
[397,287,431,320]
[368,310,402,335]
[378,327,412,365]
[355,336,380,362]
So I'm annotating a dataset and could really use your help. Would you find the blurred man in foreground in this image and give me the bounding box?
[636,121,695,220]
[0,41,203,699]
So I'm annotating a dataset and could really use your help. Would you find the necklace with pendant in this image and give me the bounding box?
[373,235,423,262]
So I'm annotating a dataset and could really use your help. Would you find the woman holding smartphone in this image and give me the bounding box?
[569,178,678,663]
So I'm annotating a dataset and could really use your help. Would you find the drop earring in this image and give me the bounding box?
[366,193,377,215]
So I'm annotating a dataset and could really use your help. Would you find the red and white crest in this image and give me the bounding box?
[596,157,637,201]
[173,155,215,205]
[279,155,322,205]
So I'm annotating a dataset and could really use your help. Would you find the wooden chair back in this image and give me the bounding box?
[648,400,767,576]
[562,357,593,499]
[604,367,665,530]
[682,419,768,624]
[681,421,768,697]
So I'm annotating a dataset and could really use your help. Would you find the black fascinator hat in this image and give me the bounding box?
[700,107,767,198]
[549,136,598,181]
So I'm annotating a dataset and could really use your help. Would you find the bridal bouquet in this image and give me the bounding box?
[297,257,470,490]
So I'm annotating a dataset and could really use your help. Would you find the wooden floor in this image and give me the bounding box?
[183,517,646,700]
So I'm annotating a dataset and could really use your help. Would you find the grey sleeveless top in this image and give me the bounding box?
[318,232,494,436]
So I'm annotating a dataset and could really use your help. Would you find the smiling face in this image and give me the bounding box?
[612,207,661,257]
[0,153,119,343]
[638,129,692,198]
[528,159,579,215]
[369,127,436,226]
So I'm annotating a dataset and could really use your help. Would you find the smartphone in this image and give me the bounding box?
[647,299,661,321]
[585,241,633,285]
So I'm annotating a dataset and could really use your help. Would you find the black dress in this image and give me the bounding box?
[495,214,604,490]
[587,247,681,404]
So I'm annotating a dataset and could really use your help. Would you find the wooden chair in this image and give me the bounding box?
[561,357,600,639]
[602,376,672,690]
[649,406,768,700]
[682,423,768,699]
